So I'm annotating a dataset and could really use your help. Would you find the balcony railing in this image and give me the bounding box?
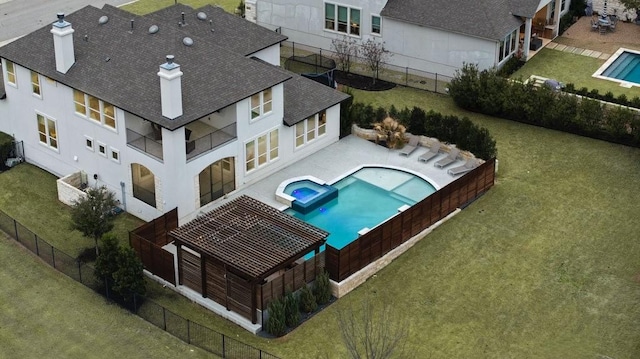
[186,122,237,161]
[127,128,163,161]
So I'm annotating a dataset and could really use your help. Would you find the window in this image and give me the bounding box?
[499,29,518,62]
[295,110,327,148]
[73,90,117,130]
[250,88,273,120]
[5,61,16,85]
[245,129,278,172]
[31,71,41,97]
[131,163,156,208]
[561,0,566,11]
[371,15,381,35]
[110,148,120,163]
[36,113,58,150]
[324,2,361,36]
[199,157,236,206]
[85,136,94,151]
[97,141,107,157]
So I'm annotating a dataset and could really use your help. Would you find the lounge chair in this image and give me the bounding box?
[399,135,420,156]
[418,142,441,163]
[590,19,599,31]
[447,158,478,176]
[434,148,460,168]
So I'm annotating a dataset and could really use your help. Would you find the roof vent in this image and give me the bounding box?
[183,37,193,46]
[98,15,109,25]
[197,12,207,20]
[130,19,134,32]
[181,11,186,26]
[209,19,214,32]
[149,25,159,34]
[57,13,65,24]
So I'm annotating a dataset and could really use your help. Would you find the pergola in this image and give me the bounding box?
[169,195,328,323]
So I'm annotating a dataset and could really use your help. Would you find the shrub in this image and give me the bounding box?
[617,94,629,106]
[0,132,13,170]
[94,233,121,287]
[631,96,640,109]
[339,87,354,138]
[266,298,287,336]
[283,291,301,327]
[577,87,589,96]
[299,285,317,313]
[448,63,482,111]
[406,106,427,135]
[112,247,146,302]
[314,271,332,305]
[603,91,616,102]
[496,56,525,77]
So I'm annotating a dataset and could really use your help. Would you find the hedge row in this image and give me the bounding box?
[448,63,640,147]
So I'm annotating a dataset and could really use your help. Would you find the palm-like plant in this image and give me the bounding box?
[372,116,406,149]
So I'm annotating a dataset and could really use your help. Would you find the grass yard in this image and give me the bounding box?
[0,233,214,359]
[121,0,241,15]
[511,48,640,99]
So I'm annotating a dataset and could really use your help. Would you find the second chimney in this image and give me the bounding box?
[50,13,75,74]
[157,55,183,119]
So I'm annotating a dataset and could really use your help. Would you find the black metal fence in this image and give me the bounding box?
[281,41,453,94]
[0,209,280,359]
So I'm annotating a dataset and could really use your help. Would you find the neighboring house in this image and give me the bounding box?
[248,0,572,77]
[0,4,349,223]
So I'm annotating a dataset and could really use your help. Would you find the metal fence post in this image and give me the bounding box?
[51,245,56,268]
[222,335,226,358]
[187,319,191,344]
[405,66,409,86]
[78,261,82,283]
[163,307,167,331]
[35,235,39,255]
[435,73,438,93]
[13,218,18,240]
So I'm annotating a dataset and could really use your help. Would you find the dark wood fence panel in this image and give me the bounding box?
[181,249,202,293]
[205,258,227,305]
[227,273,252,321]
[131,208,178,246]
[130,233,176,285]
[327,159,496,281]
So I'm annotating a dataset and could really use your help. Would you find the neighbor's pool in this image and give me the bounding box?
[285,167,436,255]
[594,48,640,86]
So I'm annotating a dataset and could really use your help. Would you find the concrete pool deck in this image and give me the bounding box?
[231,135,463,210]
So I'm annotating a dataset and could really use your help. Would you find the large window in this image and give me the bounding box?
[250,88,273,120]
[245,129,278,172]
[561,0,566,11]
[199,157,235,206]
[295,110,327,148]
[36,113,58,150]
[5,61,16,86]
[371,15,381,35]
[325,2,360,36]
[31,71,41,97]
[499,29,518,62]
[131,163,156,208]
[73,90,117,130]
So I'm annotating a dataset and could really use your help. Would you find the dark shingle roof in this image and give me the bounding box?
[170,195,327,280]
[282,72,350,126]
[381,0,539,40]
[0,5,291,130]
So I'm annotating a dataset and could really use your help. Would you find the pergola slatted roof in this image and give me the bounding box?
[170,195,328,280]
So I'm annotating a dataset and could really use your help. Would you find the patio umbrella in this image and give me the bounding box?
[602,0,608,17]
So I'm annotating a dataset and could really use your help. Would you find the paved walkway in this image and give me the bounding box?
[545,41,611,60]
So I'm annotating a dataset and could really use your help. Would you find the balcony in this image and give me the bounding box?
[186,122,237,161]
[127,128,163,161]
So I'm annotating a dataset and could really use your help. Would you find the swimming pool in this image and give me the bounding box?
[283,179,338,214]
[594,48,640,87]
[284,167,436,254]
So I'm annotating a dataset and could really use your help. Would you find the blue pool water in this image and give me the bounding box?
[602,51,640,84]
[285,167,436,255]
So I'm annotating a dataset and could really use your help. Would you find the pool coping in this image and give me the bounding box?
[593,47,640,88]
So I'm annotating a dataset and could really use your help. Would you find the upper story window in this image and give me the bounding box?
[245,129,279,172]
[325,3,361,36]
[371,15,381,35]
[5,61,16,86]
[31,71,41,97]
[250,88,273,120]
[499,29,518,62]
[561,0,566,11]
[37,113,58,151]
[295,110,327,148]
[74,90,117,130]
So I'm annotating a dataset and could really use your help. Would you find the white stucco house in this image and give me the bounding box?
[248,0,573,77]
[0,4,349,223]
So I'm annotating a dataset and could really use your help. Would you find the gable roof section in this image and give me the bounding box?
[0,5,291,130]
[282,71,350,126]
[170,195,328,280]
[381,0,539,40]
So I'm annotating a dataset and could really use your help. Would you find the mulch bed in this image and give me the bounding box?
[334,70,396,91]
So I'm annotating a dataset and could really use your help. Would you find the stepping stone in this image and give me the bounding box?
[572,47,583,54]
[599,53,611,60]
[581,49,593,56]
[564,46,577,53]
[590,51,602,58]
[546,42,558,49]
[555,44,567,51]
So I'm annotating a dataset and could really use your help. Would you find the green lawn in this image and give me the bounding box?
[0,233,214,359]
[121,0,241,15]
[511,48,640,98]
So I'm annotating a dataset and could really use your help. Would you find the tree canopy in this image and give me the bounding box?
[70,186,117,255]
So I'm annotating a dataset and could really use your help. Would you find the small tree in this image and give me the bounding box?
[299,285,317,313]
[112,247,146,303]
[331,36,359,72]
[372,117,406,149]
[314,270,332,305]
[266,298,287,336]
[70,186,117,256]
[283,291,301,327]
[94,233,121,288]
[337,299,408,359]
[360,38,391,85]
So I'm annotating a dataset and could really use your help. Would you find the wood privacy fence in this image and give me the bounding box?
[130,208,178,285]
[326,158,496,282]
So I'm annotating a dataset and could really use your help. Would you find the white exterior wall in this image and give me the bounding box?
[249,44,281,66]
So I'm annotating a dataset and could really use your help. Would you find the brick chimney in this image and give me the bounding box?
[50,13,75,74]
[157,55,183,119]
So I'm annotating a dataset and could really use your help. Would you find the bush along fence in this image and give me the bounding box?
[281,41,453,94]
[448,63,640,148]
[0,209,280,359]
